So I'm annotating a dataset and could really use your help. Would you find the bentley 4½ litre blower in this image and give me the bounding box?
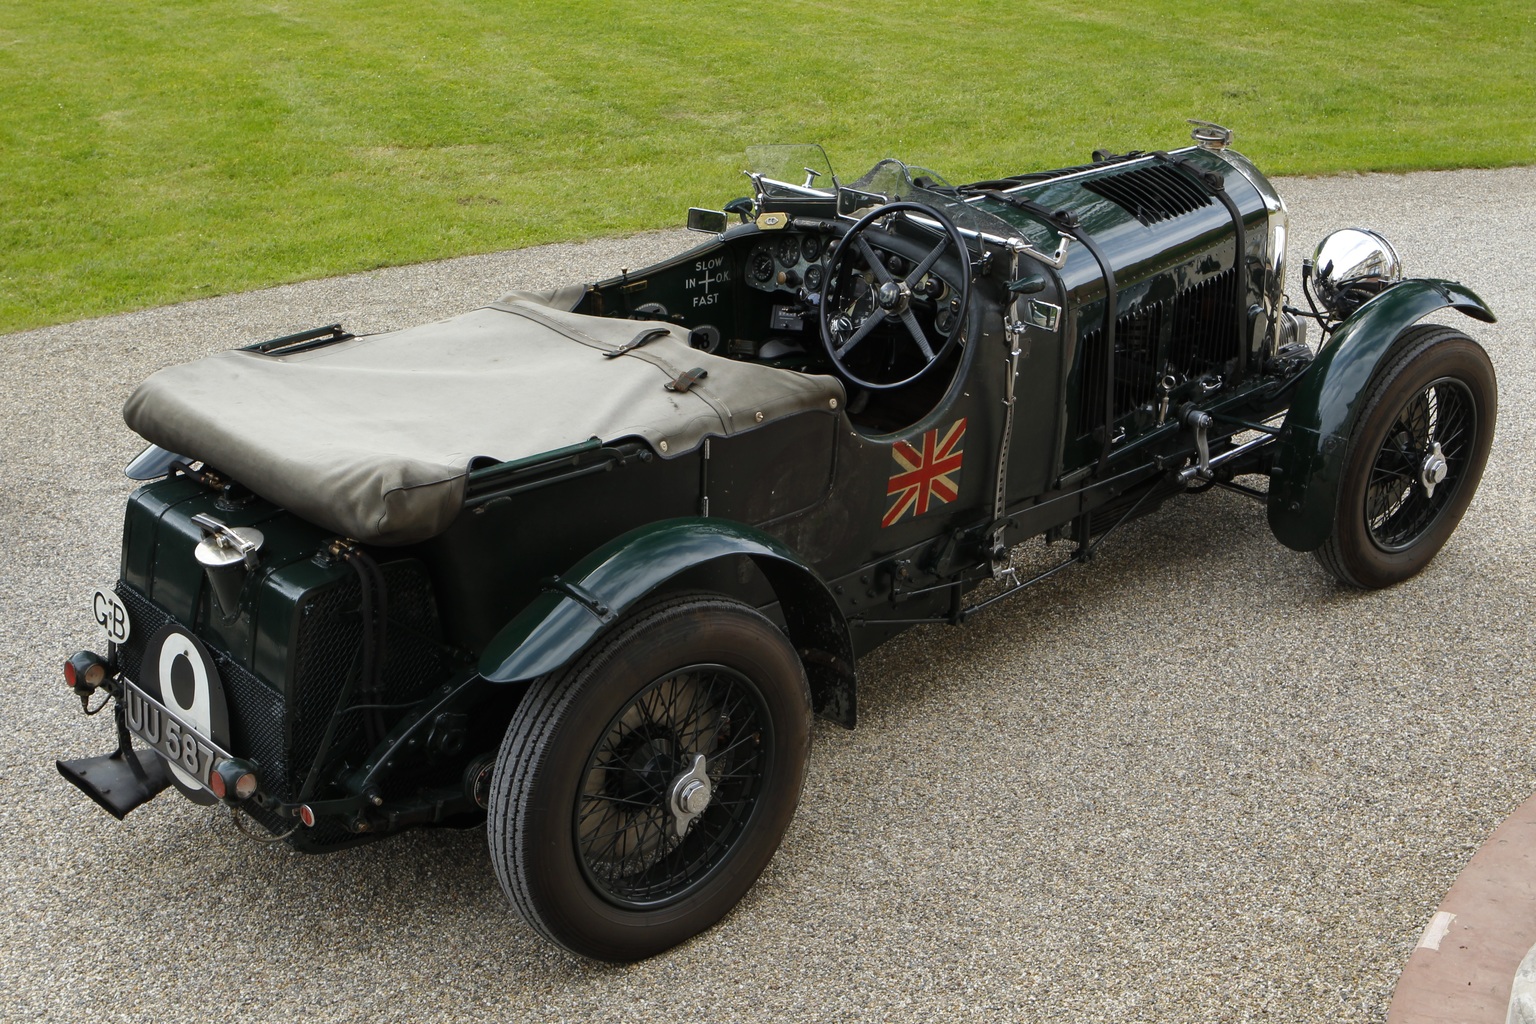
[59,123,1497,961]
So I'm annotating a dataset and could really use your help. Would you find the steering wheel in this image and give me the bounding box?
[818,200,972,391]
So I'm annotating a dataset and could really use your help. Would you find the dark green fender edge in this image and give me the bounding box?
[477,517,859,727]
[1267,279,1496,552]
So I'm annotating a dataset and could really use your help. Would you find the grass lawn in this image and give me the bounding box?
[2,0,1532,333]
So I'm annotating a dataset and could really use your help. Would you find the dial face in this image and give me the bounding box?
[776,236,800,267]
[934,298,959,336]
[801,234,823,262]
[750,246,775,284]
[804,264,824,293]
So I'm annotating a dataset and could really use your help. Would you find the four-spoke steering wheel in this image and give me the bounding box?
[818,201,972,391]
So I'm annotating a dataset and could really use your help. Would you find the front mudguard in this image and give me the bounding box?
[1267,279,1495,552]
[477,517,858,727]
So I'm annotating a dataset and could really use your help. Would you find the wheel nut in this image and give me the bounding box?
[1420,442,1449,496]
[679,780,710,814]
[668,754,713,836]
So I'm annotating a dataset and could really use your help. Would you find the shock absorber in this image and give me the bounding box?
[1177,404,1214,483]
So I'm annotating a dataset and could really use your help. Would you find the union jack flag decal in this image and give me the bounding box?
[883,418,966,528]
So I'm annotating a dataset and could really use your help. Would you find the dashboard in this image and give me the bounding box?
[745,232,830,298]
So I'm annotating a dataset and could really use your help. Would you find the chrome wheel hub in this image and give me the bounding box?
[1420,441,1448,498]
[668,753,712,837]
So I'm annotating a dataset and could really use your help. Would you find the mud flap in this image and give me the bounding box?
[57,747,171,820]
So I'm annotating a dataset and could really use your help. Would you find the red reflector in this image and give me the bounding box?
[298,805,316,828]
[208,769,227,800]
[64,659,78,687]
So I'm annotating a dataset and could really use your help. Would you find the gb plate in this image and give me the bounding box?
[91,588,131,645]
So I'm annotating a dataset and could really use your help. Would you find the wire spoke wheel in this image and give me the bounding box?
[1363,377,1474,551]
[488,595,810,961]
[575,665,770,906]
[1316,324,1496,588]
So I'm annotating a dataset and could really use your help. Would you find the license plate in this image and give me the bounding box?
[120,676,233,795]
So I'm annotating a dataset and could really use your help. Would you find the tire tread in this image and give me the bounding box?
[486,593,808,958]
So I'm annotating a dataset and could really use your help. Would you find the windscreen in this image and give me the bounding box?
[744,144,836,198]
[842,158,1015,240]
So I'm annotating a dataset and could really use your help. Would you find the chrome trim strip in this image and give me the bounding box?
[903,210,1073,266]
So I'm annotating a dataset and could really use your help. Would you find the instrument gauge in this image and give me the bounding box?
[804,264,824,293]
[801,235,823,262]
[776,236,800,268]
[750,246,775,285]
[934,298,960,336]
[913,275,945,300]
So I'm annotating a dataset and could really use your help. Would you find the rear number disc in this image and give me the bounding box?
[138,624,231,803]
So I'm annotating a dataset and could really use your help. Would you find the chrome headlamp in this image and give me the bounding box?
[1312,227,1402,319]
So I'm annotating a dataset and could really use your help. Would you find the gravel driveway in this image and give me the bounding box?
[2,164,1532,1023]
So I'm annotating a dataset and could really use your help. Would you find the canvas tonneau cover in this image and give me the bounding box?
[123,298,845,545]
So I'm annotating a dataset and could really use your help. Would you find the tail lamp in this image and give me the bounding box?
[64,650,109,691]
[208,759,259,801]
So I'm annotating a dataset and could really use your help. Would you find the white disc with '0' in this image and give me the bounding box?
[141,623,229,804]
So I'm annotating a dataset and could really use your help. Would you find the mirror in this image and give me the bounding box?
[686,207,728,235]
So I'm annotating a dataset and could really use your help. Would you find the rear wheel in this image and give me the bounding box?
[1316,325,1496,588]
[487,595,811,961]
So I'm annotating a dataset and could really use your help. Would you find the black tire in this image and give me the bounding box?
[1316,325,1496,588]
[487,594,811,961]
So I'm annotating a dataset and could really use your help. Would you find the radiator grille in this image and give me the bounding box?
[288,561,447,800]
[1079,300,1164,430]
[1167,269,1241,373]
[1076,267,1240,436]
[1082,164,1212,225]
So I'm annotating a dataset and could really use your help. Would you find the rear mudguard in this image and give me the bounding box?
[477,518,858,727]
[1267,279,1495,552]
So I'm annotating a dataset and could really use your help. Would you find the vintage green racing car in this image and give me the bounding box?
[59,122,1497,961]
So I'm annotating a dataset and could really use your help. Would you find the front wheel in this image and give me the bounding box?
[1316,324,1497,588]
[487,595,811,961]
